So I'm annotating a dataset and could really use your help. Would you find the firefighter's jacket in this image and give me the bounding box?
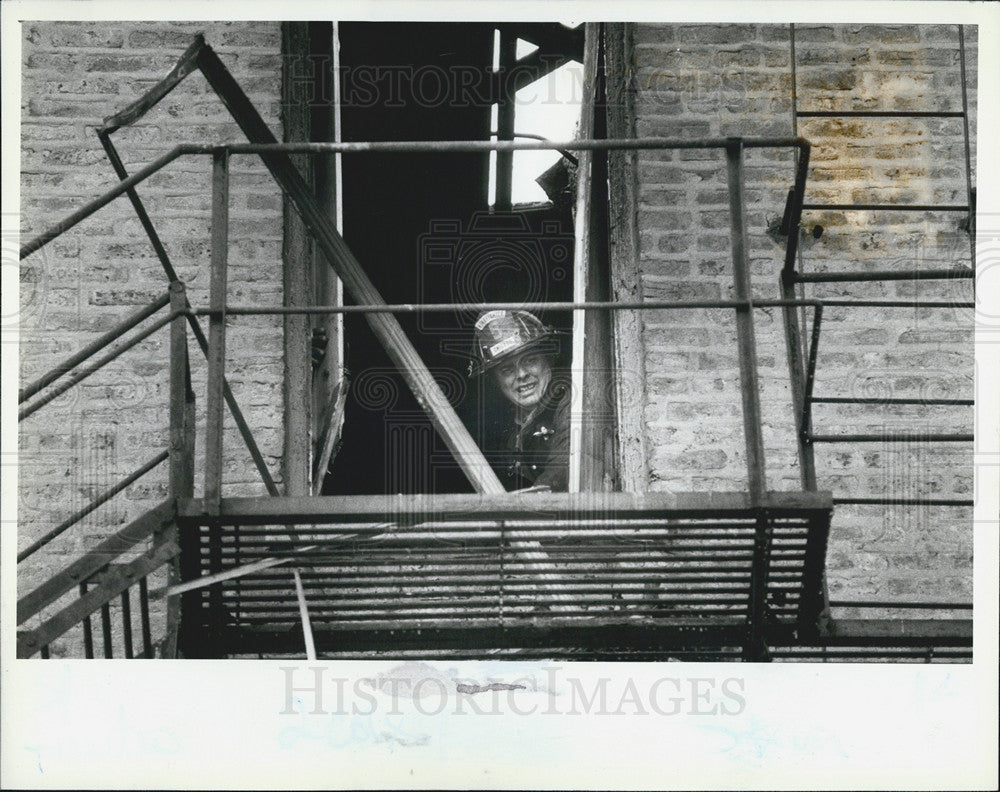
[499,381,570,491]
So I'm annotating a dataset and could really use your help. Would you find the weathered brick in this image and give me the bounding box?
[676,25,757,45]
[637,209,694,233]
[650,234,691,256]
[47,26,126,49]
[20,21,286,659]
[632,25,675,46]
[221,27,281,49]
[629,21,973,614]
[842,25,922,45]
[126,28,208,49]
[791,26,837,43]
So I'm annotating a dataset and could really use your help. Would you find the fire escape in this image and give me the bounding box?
[16,28,974,661]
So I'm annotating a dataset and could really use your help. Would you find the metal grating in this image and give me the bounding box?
[178,493,832,657]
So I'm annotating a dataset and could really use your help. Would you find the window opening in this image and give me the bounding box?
[511,60,584,205]
[516,38,538,58]
[488,29,583,208]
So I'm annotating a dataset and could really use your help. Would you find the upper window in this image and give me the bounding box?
[487,28,584,207]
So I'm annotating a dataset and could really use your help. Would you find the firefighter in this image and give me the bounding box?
[469,309,570,491]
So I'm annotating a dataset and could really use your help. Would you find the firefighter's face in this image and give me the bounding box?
[494,352,552,408]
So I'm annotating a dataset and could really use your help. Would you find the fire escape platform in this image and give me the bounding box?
[177,491,835,658]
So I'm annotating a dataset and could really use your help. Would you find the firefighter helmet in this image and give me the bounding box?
[469,310,561,377]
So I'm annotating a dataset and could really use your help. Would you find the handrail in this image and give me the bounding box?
[18,309,187,421]
[195,298,822,315]
[19,293,171,403]
[17,450,169,562]
[222,137,811,154]
[828,600,973,610]
[19,136,810,261]
[184,297,972,317]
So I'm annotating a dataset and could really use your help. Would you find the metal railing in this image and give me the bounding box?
[18,131,829,659]
[16,288,177,570]
[17,135,975,658]
[19,132,819,499]
[783,21,977,513]
[17,133,975,658]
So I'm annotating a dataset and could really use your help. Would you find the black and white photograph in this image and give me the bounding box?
[2,1,998,789]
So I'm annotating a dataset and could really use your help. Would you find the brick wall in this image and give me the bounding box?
[18,21,285,655]
[628,23,975,610]
[17,21,977,656]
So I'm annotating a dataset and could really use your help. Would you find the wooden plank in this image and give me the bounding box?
[159,547,318,597]
[17,542,180,658]
[310,21,345,493]
[292,568,317,660]
[312,379,349,492]
[177,490,832,525]
[18,499,176,624]
[580,23,617,492]
[568,23,600,493]
[204,149,230,513]
[280,22,314,499]
[164,285,192,656]
[604,23,650,493]
[168,281,193,499]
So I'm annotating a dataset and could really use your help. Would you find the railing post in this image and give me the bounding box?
[726,139,767,501]
[777,141,826,630]
[779,141,818,491]
[166,280,193,658]
[204,148,230,515]
[726,139,771,662]
[169,281,194,500]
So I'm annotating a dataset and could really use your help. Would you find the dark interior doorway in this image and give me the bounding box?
[325,22,576,495]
